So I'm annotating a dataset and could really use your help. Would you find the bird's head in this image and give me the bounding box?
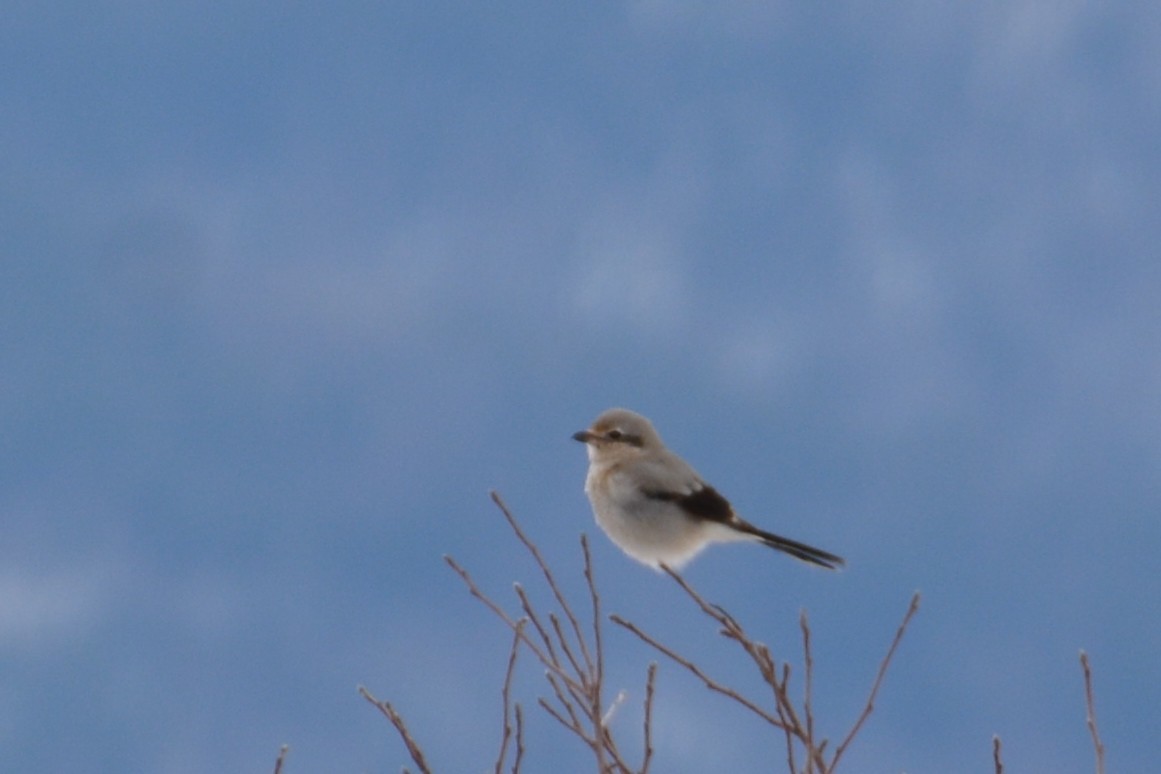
[572,408,662,463]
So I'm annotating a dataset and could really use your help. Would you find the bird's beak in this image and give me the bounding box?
[572,429,596,444]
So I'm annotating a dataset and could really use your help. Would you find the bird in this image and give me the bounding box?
[572,408,844,571]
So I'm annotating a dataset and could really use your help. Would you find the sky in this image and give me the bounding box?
[3,2,1160,772]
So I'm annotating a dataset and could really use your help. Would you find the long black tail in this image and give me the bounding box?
[738,522,845,570]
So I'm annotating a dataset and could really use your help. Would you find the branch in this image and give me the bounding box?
[657,564,823,768]
[583,535,606,699]
[359,685,433,774]
[1079,650,1106,774]
[641,663,658,774]
[829,591,921,770]
[510,705,524,770]
[801,610,815,774]
[444,555,585,696]
[494,620,526,774]
[512,703,525,773]
[272,744,289,774]
[446,492,637,772]
[491,491,595,674]
[610,613,786,729]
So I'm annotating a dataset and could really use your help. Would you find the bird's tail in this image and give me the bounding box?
[737,522,845,570]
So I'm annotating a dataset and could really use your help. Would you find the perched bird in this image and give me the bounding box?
[573,408,844,571]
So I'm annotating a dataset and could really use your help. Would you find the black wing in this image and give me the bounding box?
[645,483,844,569]
[643,483,736,524]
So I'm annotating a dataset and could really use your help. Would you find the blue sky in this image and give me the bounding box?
[3,3,1159,772]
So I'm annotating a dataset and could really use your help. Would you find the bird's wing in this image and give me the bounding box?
[642,483,736,524]
[631,450,701,492]
[634,452,736,524]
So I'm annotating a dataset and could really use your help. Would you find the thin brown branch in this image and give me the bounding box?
[490,491,595,674]
[1079,650,1106,774]
[641,663,658,774]
[610,613,787,729]
[760,644,785,695]
[272,744,289,774]
[597,706,637,774]
[583,534,606,696]
[661,566,789,699]
[631,564,835,770]
[659,564,724,622]
[494,620,525,774]
[538,696,592,741]
[771,653,812,767]
[801,610,815,773]
[444,555,585,695]
[592,693,614,766]
[662,566,762,656]
[513,583,563,667]
[512,703,525,774]
[776,691,798,774]
[547,611,587,684]
[776,662,802,737]
[992,734,1003,774]
[778,659,826,774]
[579,534,614,774]
[359,685,433,774]
[544,669,586,731]
[454,494,640,773]
[829,591,921,771]
[385,493,918,774]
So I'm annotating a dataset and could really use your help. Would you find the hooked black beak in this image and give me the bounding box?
[572,430,595,443]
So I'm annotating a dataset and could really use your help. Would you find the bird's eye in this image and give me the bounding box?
[606,429,623,440]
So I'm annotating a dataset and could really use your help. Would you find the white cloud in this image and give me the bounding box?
[834,152,941,322]
[567,173,698,341]
[971,0,1089,84]
[0,567,110,648]
[714,318,801,398]
[571,237,688,339]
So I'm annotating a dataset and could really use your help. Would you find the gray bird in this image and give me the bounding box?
[573,408,844,571]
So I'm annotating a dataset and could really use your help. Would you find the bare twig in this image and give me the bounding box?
[583,535,606,705]
[272,744,289,774]
[598,709,636,774]
[547,611,586,688]
[777,700,798,774]
[445,493,642,773]
[635,572,917,772]
[992,734,1003,774]
[444,555,585,696]
[830,591,921,770]
[641,663,658,774]
[660,567,790,702]
[771,657,808,755]
[611,613,785,728]
[580,534,613,774]
[1079,650,1106,774]
[544,670,585,731]
[513,704,525,773]
[494,620,526,774]
[491,491,595,674]
[514,584,563,667]
[377,491,914,773]
[359,685,433,774]
[538,695,591,741]
[801,610,815,774]
[659,565,826,770]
